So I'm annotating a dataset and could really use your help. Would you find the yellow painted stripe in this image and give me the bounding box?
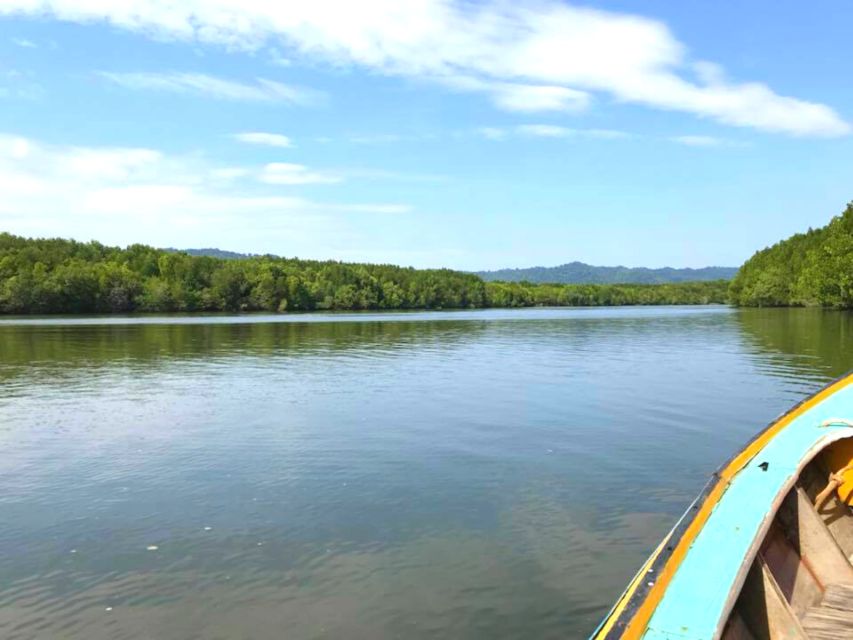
[593,372,853,640]
[592,535,670,638]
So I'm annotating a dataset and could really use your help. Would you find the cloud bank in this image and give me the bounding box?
[0,0,847,135]
[0,133,409,250]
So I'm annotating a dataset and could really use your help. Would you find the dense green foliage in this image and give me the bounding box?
[0,233,486,313]
[484,280,727,307]
[729,203,853,308]
[477,261,737,284]
[163,247,256,260]
[0,233,727,314]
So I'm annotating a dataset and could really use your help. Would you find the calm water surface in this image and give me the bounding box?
[1,306,851,639]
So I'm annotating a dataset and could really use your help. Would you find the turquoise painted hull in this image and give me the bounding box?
[593,373,853,640]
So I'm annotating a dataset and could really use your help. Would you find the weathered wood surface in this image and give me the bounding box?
[822,581,853,609]
[723,610,757,640]
[776,487,853,587]
[739,557,809,640]
[761,525,822,617]
[816,493,853,560]
[802,583,853,639]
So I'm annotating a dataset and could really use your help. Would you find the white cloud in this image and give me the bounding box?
[475,127,507,141]
[491,84,590,113]
[97,71,324,105]
[438,75,590,113]
[670,136,731,147]
[210,166,251,180]
[585,129,631,140]
[338,168,448,183]
[347,133,423,144]
[233,131,294,148]
[259,162,341,185]
[0,1,847,136]
[330,203,410,214]
[0,133,409,248]
[11,37,36,48]
[515,125,631,139]
[517,124,574,138]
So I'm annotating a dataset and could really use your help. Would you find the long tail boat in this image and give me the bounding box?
[592,372,853,639]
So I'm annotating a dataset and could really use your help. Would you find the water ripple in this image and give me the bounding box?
[0,307,849,638]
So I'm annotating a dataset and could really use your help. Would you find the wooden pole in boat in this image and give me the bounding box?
[815,464,853,510]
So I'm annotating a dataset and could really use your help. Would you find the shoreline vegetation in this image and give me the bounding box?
[729,203,852,309]
[0,233,726,314]
[1,202,850,315]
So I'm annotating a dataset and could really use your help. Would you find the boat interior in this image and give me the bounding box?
[722,437,853,640]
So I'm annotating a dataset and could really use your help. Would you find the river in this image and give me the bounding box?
[0,306,850,639]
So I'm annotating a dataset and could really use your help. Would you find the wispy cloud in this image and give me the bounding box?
[338,168,448,183]
[0,69,43,100]
[516,124,575,138]
[11,37,36,48]
[259,162,341,185]
[439,75,591,113]
[482,126,737,146]
[3,1,847,136]
[481,125,631,140]
[670,135,737,147]
[233,132,294,148]
[267,48,292,67]
[329,203,411,214]
[346,133,437,144]
[475,127,507,141]
[0,133,410,250]
[97,71,324,105]
[493,84,590,113]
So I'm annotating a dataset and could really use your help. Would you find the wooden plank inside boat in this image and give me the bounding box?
[777,487,853,586]
[723,610,757,640]
[760,525,822,617]
[801,583,853,639]
[735,557,808,640]
[727,438,853,640]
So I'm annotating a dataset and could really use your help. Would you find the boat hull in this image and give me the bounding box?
[592,372,853,640]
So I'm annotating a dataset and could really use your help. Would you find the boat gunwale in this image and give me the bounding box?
[592,370,853,640]
[712,431,853,639]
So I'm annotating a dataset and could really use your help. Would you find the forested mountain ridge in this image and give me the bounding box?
[476,262,737,284]
[163,247,256,260]
[729,203,853,308]
[0,233,726,313]
[179,248,738,285]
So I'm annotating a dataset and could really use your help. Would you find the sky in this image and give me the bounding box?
[0,1,851,270]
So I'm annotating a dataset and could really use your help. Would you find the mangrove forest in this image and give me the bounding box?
[0,233,727,314]
[729,202,853,309]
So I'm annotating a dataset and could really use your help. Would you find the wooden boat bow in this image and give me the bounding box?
[591,371,853,640]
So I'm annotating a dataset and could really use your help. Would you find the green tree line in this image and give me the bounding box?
[0,232,727,314]
[484,280,728,307]
[729,202,853,308]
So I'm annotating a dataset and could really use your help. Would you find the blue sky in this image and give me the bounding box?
[0,1,851,270]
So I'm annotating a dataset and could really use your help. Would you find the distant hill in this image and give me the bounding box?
[166,250,738,284]
[164,247,257,260]
[475,262,738,284]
